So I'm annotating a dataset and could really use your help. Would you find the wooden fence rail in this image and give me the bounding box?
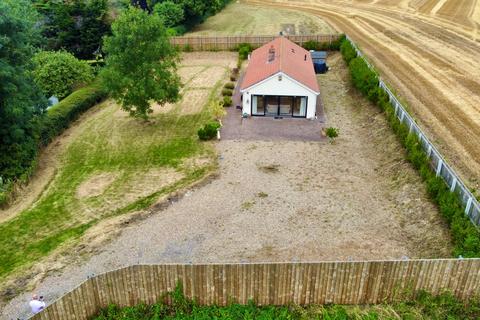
[170,34,341,51]
[31,259,480,319]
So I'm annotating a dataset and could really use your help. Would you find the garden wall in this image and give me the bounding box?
[31,259,480,319]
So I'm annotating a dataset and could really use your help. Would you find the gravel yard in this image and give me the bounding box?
[1,53,452,320]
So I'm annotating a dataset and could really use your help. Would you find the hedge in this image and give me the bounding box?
[302,34,345,51]
[340,38,480,257]
[39,82,107,145]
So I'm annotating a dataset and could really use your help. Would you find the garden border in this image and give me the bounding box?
[345,35,480,228]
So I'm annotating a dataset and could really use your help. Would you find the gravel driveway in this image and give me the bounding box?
[1,54,452,320]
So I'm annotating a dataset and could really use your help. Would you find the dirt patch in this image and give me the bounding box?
[76,173,118,199]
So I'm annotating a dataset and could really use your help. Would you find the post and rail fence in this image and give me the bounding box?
[345,35,480,228]
[170,34,341,51]
[31,259,480,319]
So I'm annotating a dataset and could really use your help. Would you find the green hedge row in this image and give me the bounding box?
[302,34,345,51]
[39,83,107,145]
[0,83,107,206]
[340,39,480,257]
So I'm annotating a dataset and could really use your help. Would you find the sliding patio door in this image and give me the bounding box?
[266,96,278,116]
[293,97,307,117]
[279,96,293,116]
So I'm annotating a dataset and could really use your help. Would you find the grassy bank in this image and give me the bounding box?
[93,285,480,319]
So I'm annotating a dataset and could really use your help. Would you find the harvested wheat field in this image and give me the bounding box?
[247,0,480,195]
[1,52,453,320]
[188,2,336,35]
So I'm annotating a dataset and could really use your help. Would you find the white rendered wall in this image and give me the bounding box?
[241,72,318,119]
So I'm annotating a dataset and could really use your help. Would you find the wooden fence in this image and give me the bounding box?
[170,34,341,51]
[31,259,480,319]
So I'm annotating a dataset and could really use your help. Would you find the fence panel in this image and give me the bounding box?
[169,34,341,51]
[30,260,480,320]
[346,35,480,227]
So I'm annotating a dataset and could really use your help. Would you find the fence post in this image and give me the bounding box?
[450,178,457,192]
[465,197,473,215]
[436,159,443,176]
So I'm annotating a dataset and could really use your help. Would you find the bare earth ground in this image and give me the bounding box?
[1,53,452,320]
[248,0,480,195]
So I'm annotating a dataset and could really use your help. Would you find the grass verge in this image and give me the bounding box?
[93,284,480,319]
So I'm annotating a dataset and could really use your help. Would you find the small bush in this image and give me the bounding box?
[325,127,339,143]
[221,88,233,96]
[224,82,235,90]
[198,121,221,141]
[237,43,253,60]
[223,96,232,107]
[230,74,237,82]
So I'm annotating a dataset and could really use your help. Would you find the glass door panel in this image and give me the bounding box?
[293,97,307,117]
[279,96,292,115]
[266,96,278,116]
[252,95,265,115]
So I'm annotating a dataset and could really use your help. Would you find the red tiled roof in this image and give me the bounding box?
[240,37,319,93]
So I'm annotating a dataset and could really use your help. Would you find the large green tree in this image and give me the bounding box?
[32,50,94,99]
[34,0,111,59]
[102,6,181,119]
[0,0,47,182]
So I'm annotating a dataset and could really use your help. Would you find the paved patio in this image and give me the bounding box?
[221,74,326,141]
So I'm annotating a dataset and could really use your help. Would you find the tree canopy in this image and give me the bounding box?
[34,0,111,59]
[32,50,94,99]
[153,1,184,28]
[0,0,47,182]
[101,6,181,119]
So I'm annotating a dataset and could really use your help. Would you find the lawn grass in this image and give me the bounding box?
[187,2,336,36]
[0,56,233,280]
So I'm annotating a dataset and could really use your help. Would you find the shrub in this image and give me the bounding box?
[230,74,237,82]
[39,82,107,145]
[325,127,339,143]
[339,37,480,257]
[197,121,221,141]
[223,96,232,107]
[340,38,357,64]
[303,40,320,51]
[32,50,95,99]
[221,88,233,96]
[237,43,253,60]
[224,82,235,90]
[209,99,226,119]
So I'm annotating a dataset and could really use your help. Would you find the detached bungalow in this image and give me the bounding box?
[240,37,320,119]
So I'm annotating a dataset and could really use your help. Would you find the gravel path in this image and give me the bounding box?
[1,54,452,320]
